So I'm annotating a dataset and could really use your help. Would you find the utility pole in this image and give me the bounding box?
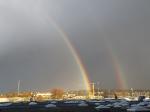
[131,88,133,97]
[97,82,100,97]
[90,83,96,97]
[18,80,20,96]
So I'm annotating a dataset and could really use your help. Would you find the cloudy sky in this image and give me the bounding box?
[0,0,150,92]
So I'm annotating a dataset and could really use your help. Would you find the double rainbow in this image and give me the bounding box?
[45,16,127,91]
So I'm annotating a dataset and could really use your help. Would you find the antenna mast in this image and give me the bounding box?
[18,80,20,96]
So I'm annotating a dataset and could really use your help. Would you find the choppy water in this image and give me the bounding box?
[0,100,150,112]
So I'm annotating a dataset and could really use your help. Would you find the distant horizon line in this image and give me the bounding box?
[1,88,150,93]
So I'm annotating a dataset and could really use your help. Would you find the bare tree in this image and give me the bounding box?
[51,88,64,99]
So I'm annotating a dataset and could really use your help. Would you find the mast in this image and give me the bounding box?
[18,80,20,96]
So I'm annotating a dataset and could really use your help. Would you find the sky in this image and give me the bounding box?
[0,0,150,92]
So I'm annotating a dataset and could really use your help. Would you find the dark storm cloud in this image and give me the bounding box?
[0,0,150,91]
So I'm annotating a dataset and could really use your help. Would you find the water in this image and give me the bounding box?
[0,100,149,112]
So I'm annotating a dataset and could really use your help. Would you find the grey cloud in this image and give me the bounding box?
[0,0,150,91]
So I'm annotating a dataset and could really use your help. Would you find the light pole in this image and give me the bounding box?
[131,88,133,97]
[90,83,96,97]
[97,82,100,97]
[17,80,20,96]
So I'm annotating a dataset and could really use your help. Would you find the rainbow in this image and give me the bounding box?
[43,15,127,90]
[111,53,127,89]
[104,37,128,89]
[46,17,91,92]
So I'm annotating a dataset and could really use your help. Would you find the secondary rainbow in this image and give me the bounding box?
[111,52,127,89]
[104,37,128,89]
[46,17,91,92]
